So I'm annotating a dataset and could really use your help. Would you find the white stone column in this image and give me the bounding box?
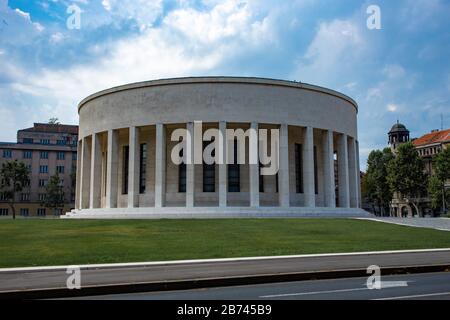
[75,141,82,210]
[80,136,91,209]
[356,140,361,208]
[155,123,166,208]
[303,126,315,207]
[322,130,336,208]
[128,126,140,208]
[89,133,102,209]
[219,121,227,207]
[249,122,259,207]
[278,124,290,207]
[186,122,195,207]
[337,133,350,208]
[105,129,119,208]
[348,137,359,208]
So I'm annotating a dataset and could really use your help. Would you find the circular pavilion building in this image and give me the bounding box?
[64,77,368,218]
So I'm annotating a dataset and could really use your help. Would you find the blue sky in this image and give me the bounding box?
[0,0,449,168]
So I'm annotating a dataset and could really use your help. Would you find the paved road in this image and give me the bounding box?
[360,217,450,231]
[76,272,450,300]
[1,249,450,293]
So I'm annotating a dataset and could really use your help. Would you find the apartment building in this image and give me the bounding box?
[0,123,78,217]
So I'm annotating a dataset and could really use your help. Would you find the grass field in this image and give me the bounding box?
[0,218,449,268]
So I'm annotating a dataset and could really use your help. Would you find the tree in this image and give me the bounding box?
[387,142,428,216]
[0,160,30,219]
[430,147,450,214]
[48,118,60,125]
[427,175,450,213]
[363,148,394,216]
[41,173,65,215]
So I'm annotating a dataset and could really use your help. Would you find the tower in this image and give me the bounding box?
[388,120,410,152]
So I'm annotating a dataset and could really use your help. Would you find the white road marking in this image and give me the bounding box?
[374,291,450,300]
[260,287,368,298]
[260,281,410,298]
[379,281,409,288]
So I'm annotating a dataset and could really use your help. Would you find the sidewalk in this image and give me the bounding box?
[358,217,450,231]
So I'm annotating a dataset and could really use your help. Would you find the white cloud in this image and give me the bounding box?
[5,0,276,128]
[291,19,365,87]
[0,106,17,142]
[399,0,448,32]
[382,64,405,79]
[386,103,399,112]
[165,1,251,43]
[101,0,111,11]
[33,22,44,32]
[14,8,30,20]
[366,87,382,100]
[50,32,65,43]
[0,4,45,45]
[99,0,163,30]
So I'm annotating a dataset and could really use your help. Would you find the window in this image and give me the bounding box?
[56,139,66,145]
[23,150,32,159]
[38,193,46,201]
[39,179,48,187]
[259,162,264,193]
[57,151,65,160]
[295,143,303,193]
[3,149,12,158]
[20,193,30,201]
[27,164,32,173]
[54,208,63,216]
[275,173,279,193]
[0,208,8,216]
[203,140,215,192]
[20,208,29,216]
[23,138,33,144]
[228,140,240,192]
[40,139,50,145]
[40,151,49,159]
[37,208,46,216]
[72,153,77,160]
[39,165,48,173]
[178,146,186,193]
[122,146,129,194]
[139,143,147,194]
[56,165,65,174]
[314,146,318,195]
[0,192,8,201]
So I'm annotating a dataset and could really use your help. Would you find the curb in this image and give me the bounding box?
[2,248,450,274]
[1,264,449,300]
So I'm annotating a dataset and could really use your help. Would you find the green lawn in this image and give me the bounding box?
[0,218,449,268]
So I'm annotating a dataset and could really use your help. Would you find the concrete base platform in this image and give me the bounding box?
[62,207,371,219]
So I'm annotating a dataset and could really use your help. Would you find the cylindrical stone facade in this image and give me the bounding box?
[67,77,365,218]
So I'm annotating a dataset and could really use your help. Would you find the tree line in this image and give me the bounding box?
[362,142,450,216]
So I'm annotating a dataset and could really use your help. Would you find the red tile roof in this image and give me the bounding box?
[412,128,450,147]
